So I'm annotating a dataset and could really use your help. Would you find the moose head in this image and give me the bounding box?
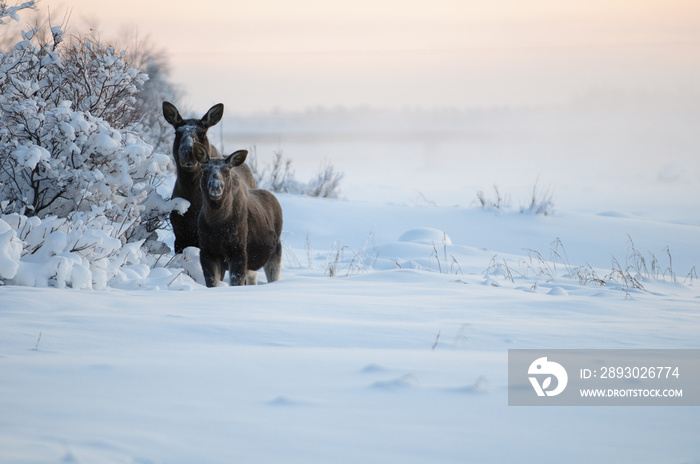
[162,101,224,172]
[193,142,248,204]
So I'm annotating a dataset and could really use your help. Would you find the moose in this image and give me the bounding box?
[162,101,256,253]
[193,142,283,287]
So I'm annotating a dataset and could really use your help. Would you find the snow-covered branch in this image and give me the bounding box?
[0,1,36,25]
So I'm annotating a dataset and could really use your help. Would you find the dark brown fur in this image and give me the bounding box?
[193,143,283,287]
[162,101,256,253]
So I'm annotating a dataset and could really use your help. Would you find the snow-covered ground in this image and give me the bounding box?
[2,196,699,463]
[2,107,700,463]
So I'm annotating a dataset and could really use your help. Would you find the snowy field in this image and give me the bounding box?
[2,107,700,463]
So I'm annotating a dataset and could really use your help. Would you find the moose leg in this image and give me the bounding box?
[246,270,258,285]
[170,211,186,254]
[228,249,248,286]
[171,210,198,254]
[200,252,224,287]
[263,241,282,283]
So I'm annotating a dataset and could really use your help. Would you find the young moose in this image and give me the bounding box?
[193,143,283,287]
[162,101,256,253]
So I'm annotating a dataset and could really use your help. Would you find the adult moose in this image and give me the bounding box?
[162,101,256,253]
[193,142,283,287]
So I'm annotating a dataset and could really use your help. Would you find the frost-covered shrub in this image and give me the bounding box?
[520,182,554,216]
[0,14,175,246]
[0,212,200,289]
[0,217,23,280]
[250,150,344,198]
[1,212,134,289]
[0,5,189,289]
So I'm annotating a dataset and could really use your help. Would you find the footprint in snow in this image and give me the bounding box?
[360,363,390,374]
[267,396,316,407]
[370,374,419,391]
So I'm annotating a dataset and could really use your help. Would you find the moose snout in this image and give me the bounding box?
[207,178,225,199]
[178,150,198,171]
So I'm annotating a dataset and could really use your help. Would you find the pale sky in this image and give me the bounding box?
[26,0,700,113]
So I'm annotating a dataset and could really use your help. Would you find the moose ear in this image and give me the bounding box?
[201,103,224,128]
[162,101,183,126]
[193,142,210,164]
[226,150,248,167]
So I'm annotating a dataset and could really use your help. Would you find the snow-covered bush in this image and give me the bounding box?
[250,149,344,198]
[520,182,554,216]
[0,5,188,289]
[0,9,177,235]
[474,182,554,216]
[0,211,201,290]
[0,216,23,280]
[0,212,138,289]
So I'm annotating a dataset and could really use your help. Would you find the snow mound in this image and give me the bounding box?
[398,228,452,245]
[547,286,569,296]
